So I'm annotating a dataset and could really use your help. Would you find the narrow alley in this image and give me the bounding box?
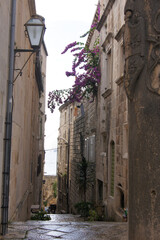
[0,214,127,240]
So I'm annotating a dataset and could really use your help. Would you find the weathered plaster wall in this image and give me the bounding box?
[0,0,11,231]
[9,0,47,221]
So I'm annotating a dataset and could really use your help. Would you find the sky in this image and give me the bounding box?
[35,0,98,158]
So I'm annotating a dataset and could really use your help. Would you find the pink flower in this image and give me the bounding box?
[61,41,77,54]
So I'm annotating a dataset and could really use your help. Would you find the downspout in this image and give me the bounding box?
[1,0,16,235]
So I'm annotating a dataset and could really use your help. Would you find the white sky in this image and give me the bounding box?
[35,0,98,150]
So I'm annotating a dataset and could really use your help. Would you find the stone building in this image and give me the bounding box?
[57,98,97,214]
[43,175,57,209]
[96,0,128,221]
[57,102,76,213]
[57,8,99,214]
[69,15,100,213]
[0,1,11,233]
[57,0,128,221]
[69,100,97,214]
[0,0,47,234]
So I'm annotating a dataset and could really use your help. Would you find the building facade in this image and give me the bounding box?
[96,0,128,221]
[57,0,128,221]
[0,0,47,234]
[0,1,11,233]
[57,102,76,213]
[57,7,100,215]
[57,99,97,215]
[43,175,57,209]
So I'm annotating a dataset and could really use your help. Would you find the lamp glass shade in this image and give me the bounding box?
[25,17,45,49]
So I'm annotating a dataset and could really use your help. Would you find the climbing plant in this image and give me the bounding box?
[48,3,100,113]
[76,133,95,202]
[53,180,57,198]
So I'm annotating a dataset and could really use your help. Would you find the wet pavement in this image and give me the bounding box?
[0,214,127,240]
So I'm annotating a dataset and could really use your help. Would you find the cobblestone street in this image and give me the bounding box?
[0,214,127,240]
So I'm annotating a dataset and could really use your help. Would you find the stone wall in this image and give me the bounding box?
[96,0,128,221]
[57,102,76,213]
[57,0,128,221]
[70,99,97,214]
[43,175,57,207]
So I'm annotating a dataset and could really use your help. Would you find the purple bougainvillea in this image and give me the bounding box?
[48,3,101,113]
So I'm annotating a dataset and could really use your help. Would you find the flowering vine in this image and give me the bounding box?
[48,3,100,113]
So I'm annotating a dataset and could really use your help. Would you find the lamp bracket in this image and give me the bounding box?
[13,51,35,83]
[14,49,36,53]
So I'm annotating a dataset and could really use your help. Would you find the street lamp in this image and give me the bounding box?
[25,15,45,50]
[14,15,46,82]
[15,15,45,53]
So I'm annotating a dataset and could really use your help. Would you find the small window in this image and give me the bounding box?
[123,124,128,159]
[107,50,112,87]
[110,141,115,197]
[84,135,95,162]
[89,135,95,162]
[119,44,125,77]
[70,108,73,122]
[65,145,68,165]
[37,154,42,176]
[98,179,103,202]
[39,117,42,138]
[84,137,89,160]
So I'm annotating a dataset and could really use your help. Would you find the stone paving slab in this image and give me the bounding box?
[0,214,127,240]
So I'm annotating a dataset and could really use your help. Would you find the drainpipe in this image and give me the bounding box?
[1,0,16,235]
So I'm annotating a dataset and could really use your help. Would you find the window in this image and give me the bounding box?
[65,145,68,165]
[84,135,95,162]
[101,50,107,91]
[98,179,103,202]
[106,49,112,88]
[39,116,42,138]
[37,154,42,176]
[102,32,113,92]
[84,137,89,160]
[65,111,67,124]
[115,25,125,79]
[123,124,128,159]
[70,108,73,122]
[110,141,115,197]
[89,135,95,162]
[119,44,125,77]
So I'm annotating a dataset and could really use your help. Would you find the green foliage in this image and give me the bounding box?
[75,201,93,218]
[31,209,51,221]
[53,180,57,198]
[43,201,47,207]
[88,209,99,221]
[76,156,88,189]
[76,134,95,202]
[76,156,95,197]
